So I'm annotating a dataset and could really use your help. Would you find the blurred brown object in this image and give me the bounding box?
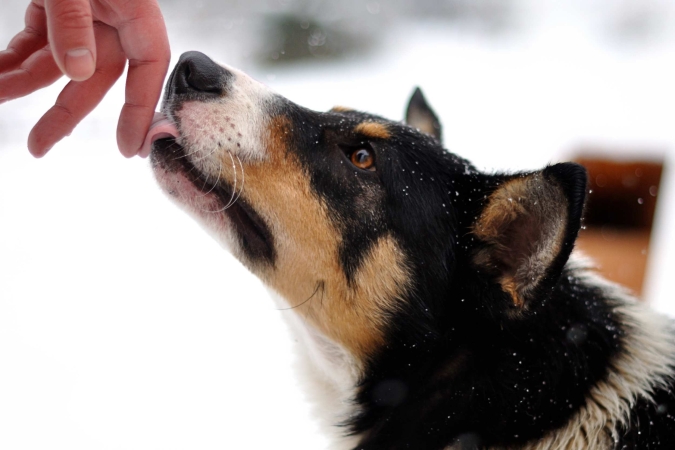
[573,156,663,297]
[576,158,662,228]
[576,227,650,296]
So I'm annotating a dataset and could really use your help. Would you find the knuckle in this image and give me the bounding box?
[2,46,19,58]
[123,102,153,112]
[24,25,45,38]
[18,66,36,81]
[127,58,154,68]
[52,3,92,28]
[53,102,76,120]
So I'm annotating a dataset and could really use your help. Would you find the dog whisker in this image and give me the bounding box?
[219,151,239,211]
[217,152,245,212]
[198,150,247,214]
[230,153,246,206]
[277,281,325,312]
[197,158,221,198]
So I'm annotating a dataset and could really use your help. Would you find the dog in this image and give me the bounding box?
[147,51,675,449]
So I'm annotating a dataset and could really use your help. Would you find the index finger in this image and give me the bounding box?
[115,1,170,157]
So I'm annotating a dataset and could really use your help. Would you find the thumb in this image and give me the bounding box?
[44,0,96,81]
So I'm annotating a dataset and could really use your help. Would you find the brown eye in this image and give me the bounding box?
[350,148,375,171]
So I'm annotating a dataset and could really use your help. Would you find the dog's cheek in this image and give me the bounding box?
[237,120,410,361]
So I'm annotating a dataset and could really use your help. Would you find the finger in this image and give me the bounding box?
[44,0,97,81]
[0,2,48,73]
[115,1,171,157]
[28,23,125,157]
[0,45,62,100]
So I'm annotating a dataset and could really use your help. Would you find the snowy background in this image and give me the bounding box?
[1,0,674,448]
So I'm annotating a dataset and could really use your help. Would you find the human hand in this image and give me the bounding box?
[0,0,171,158]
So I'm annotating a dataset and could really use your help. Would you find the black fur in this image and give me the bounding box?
[157,54,675,449]
[616,384,675,449]
[262,99,675,449]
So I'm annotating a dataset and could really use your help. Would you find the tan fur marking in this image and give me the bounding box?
[355,122,391,140]
[219,116,409,361]
[330,106,354,113]
[499,277,525,308]
[472,174,567,308]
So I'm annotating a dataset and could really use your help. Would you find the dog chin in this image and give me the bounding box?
[150,137,275,269]
[151,138,232,234]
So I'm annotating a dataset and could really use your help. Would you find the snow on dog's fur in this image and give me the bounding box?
[150,52,675,450]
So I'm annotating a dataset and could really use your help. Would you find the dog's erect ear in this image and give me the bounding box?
[471,163,587,309]
[405,87,442,141]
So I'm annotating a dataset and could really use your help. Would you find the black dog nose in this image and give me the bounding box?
[171,51,231,96]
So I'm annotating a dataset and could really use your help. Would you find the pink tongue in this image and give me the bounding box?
[139,112,180,158]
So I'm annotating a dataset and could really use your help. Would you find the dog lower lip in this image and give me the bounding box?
[152,139,275,264]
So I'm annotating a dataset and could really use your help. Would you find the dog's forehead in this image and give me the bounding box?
[323,108,396,133]
[274,105,438,157]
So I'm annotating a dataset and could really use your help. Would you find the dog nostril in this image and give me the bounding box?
[173,51,230,96]
[185,60,221,94]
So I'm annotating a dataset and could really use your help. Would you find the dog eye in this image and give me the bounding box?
[350,148,375,171]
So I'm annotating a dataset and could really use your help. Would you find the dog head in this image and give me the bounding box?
[150,51,587,368]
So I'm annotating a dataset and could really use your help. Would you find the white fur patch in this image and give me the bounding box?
[169,64,275,177]
[268,291,364,450]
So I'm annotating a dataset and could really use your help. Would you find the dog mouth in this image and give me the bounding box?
[148,114,276,265]
[140,112,181,158]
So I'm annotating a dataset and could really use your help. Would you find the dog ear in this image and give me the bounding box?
[405,87,442,141]
[471,163,587,309]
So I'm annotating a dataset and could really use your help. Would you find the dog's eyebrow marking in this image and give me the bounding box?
[330,106,354,113]
[354,122,391,140]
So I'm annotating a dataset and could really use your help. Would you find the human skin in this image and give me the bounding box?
[0,0,171,157]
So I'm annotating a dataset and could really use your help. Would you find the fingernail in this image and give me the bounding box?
[65,48,95,81]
